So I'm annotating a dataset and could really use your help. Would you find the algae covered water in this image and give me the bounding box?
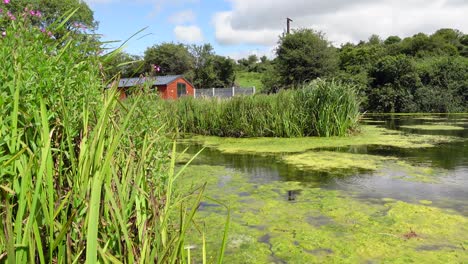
[178,114,468,263]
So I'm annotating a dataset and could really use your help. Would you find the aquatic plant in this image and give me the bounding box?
[162,79,361,138]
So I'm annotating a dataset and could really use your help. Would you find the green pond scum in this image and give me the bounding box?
[178,165,468,263]
[400,125,465,131]
[183,125,463,154]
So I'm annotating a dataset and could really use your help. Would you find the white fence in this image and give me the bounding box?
[194,87,256,98]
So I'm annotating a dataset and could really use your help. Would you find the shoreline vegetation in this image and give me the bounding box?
[0,8,229,263]
[162,79,361,138]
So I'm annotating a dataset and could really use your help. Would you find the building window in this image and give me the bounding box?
[177,83,187,98]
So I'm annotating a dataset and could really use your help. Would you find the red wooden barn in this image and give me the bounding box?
[117,75,195,100]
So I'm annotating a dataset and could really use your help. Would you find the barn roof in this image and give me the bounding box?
[117,75,184,88]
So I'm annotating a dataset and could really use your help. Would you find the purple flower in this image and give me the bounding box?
[30,10,36,16]
[7,10,15,20]
[153,64,161,72]
[4,0,10,4]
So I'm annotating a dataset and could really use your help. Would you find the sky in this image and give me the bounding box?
[85,0,468,60]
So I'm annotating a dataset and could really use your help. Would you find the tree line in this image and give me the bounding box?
[263,28,468,113]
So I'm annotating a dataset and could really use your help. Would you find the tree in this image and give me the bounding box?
[276,28,339,86]
[189,44,235,88]
[384,36,402,45]
[144,43,194,76]
[368,55,420,112]
[9,0,97,36]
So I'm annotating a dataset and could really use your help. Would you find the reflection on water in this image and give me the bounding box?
[182,114,468,214]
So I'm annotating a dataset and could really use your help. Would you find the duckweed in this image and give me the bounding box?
[185,125,462,154]
[179,165,468,263]
[282,151,394,172]
[400,125,465,131]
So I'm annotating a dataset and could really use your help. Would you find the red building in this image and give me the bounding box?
[117,75,195,100]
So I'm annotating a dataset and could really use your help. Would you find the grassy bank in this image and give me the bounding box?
[235,71,264,90]
[163,79,361,138]
[0,10,215,263]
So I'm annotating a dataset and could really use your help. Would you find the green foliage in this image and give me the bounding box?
[162,79,360,138]
[7,0,97,39]
[276,29,339,87]
[414,56,468,112]
[190,44,236,88]
[337,28,468,113]
[0,11,225,263]
[144,42,194,75]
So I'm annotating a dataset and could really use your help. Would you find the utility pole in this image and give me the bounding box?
[286,17,293,34]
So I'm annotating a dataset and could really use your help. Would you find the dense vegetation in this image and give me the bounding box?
[259,28,468,113]
[0,3,222,263]
[161,79,360,138]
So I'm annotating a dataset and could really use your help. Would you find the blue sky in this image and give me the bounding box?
[86,0,268,59]
[86,0,468,59]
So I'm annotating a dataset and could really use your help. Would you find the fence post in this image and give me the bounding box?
[232,86,235,97]
[212,88,215,97]
[253,86,256,95]
[194,88,197,98]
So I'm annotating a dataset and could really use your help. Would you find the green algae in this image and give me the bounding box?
[281,151,447,183]
[184,125,462,154]
[178,164,468,263]
[400,125,465,131]
[282,151,394,172]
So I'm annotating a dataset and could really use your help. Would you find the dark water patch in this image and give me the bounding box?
[198,202,221,210]
[306,215,334,227]
[416,244,459,251]
[304,248,334,256]
[238,191,250,197]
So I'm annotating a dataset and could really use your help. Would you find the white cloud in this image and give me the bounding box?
[174,25,204,43]
[214,0,468,47]
[168,9,196,24]
[213,12,281,46]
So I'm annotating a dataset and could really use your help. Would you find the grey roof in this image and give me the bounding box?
[117,75,183,88]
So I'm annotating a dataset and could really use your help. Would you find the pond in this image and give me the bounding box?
[177,114,468,263]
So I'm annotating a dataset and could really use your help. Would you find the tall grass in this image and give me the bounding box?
[163,79,361,138]
[0,8,225,263]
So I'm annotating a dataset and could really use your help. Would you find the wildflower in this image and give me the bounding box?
[7,10,15,20]
[153,64,161,72]
[35,11,41,17]
[2,31,6,37]
[4,0,10,4]
[30,10,35,16]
